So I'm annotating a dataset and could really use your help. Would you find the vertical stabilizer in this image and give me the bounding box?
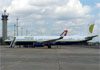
[89,24,94,34]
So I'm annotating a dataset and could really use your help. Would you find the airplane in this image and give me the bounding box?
[5,24,98,48]
[5,30,68,48]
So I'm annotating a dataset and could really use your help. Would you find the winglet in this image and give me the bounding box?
[60,30,68,37]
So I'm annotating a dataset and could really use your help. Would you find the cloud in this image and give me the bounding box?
[54,0,91,19]
[0,0,99,42]
[96,3,100,8]
[36,21,48,25]
[96,13,100,18]
[6,0,91,20]
[41,28,46,33]
[30,0,64,6]
[52,18,91,36]
[0,0,12,10]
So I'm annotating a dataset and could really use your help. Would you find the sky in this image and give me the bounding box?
[0,0,100,42]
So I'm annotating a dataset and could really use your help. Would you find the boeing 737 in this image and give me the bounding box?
[5,24,98,48]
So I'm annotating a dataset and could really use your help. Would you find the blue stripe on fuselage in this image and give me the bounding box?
[5,41,87,47]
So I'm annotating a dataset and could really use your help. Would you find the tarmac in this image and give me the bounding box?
[0,45,100,70]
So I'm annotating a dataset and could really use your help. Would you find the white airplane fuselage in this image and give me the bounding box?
[6,36,87,41]
[5,35,91,45]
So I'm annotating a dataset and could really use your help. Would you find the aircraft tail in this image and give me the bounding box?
[89,24,95,34]
[60,30,68,38]
[85,35,98,41]
[85,24,98,41]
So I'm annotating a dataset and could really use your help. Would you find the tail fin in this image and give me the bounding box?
[60,30,68,38]
[89,24,95,34]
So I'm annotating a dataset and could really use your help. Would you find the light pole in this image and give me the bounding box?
[21,27,23,36]
[16,18,19,36]
[14,24,16,37]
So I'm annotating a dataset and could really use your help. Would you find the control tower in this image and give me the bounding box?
[1,10,9,40]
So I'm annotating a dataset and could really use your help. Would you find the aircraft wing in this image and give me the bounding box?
[42,30,68,45]
[42,37,63,45]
